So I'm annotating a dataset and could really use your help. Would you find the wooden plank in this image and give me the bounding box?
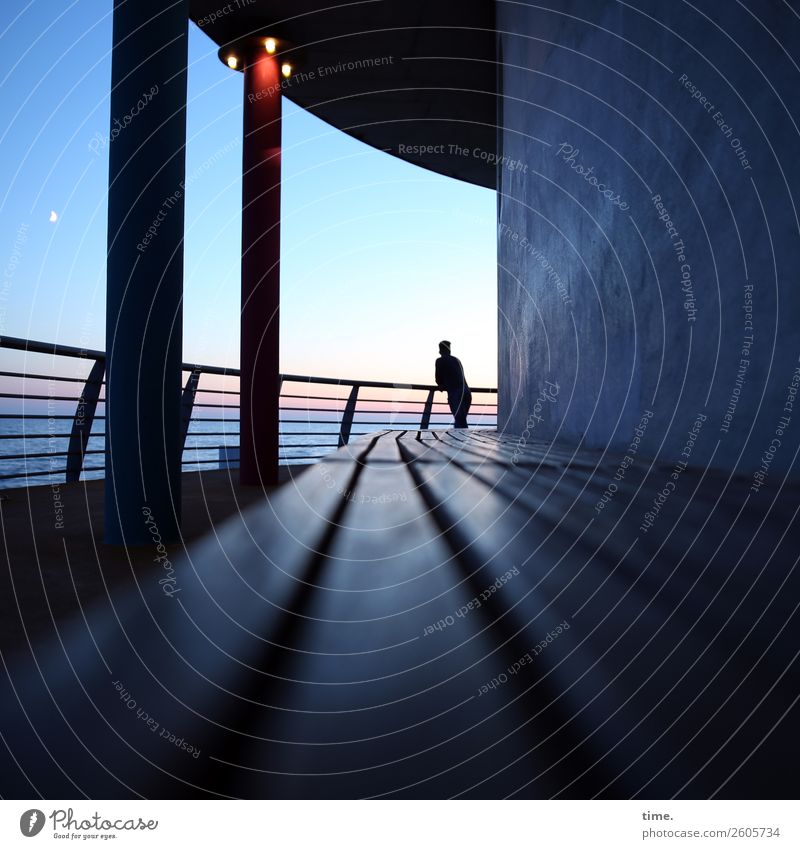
[396,435,800,797]
[0,443,374,797]
[219,432,553,797]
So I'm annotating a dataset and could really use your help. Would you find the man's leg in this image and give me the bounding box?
[454,392,470,428]
[461,392,472,428]
[447,391,459,427]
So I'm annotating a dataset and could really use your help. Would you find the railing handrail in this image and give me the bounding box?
[0,334,499,485]
[0,335,498,394]
[278,375,497,393]
[0,335,107,360]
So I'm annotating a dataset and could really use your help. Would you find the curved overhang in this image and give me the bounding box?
[189,0,498,189]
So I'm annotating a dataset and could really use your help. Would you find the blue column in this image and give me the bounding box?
[104,0,188,544]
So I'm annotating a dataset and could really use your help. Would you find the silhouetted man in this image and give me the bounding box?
[435,340,471,428]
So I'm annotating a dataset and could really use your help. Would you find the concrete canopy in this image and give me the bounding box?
[189,0,497,188]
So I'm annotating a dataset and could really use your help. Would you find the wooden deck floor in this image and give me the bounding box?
[1,430,799,799]
[0,468,289,656]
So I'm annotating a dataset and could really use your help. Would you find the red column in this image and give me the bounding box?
[240,48,281,485]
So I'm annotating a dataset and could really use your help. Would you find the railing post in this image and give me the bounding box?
[420,388,436,430]
[277,376,284,456]
[65,358,105,484]
[180,368,202,453]
[338,384,360,447]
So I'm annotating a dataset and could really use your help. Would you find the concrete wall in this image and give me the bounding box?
[497,0,800,477]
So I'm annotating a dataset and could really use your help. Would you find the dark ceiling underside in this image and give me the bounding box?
[189,0,498,188]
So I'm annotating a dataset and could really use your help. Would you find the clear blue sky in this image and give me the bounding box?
[0,0,497,387]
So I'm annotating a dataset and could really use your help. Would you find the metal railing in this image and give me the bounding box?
[0,336,497,486]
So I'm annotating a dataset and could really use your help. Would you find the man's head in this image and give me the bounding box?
[439,340,451,356]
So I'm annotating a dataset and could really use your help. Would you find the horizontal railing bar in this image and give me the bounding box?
[280,419,348,424]
[185,431,240,437]
[0,371,102,385]
[278,395,447,405]
[181,365,239,376]
[278,443,338,448]
[182,455,328,463]
[0,433,105,439]
[274,406,497,414]
[181,458,319,465]
[340,397,430,405]
[354,411,496,416]
[0,470,70,480]
[0,444,280,456]
[277,424,496,433]
[189,403,240,409]
[1,337,499,394]
[181,450,245,454]
[0,414,107,420]
[0,336,241,377]
[280,393,354,402]
[0,387,496,408]
[0,414,495,423]
[185,408,499,416]
[280,373,497,392]
[0,336,106,360]
[280,418,497,425]
[0,393,106,402]
[280,397,488,406]
[292,396,497,406]
[0,465,106,480]
[0,449,105,460]
[278,393,498,404]
[279,430,340,434]
[278,406,346,413]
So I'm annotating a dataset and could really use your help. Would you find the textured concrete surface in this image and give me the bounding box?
[497,0,800,475]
